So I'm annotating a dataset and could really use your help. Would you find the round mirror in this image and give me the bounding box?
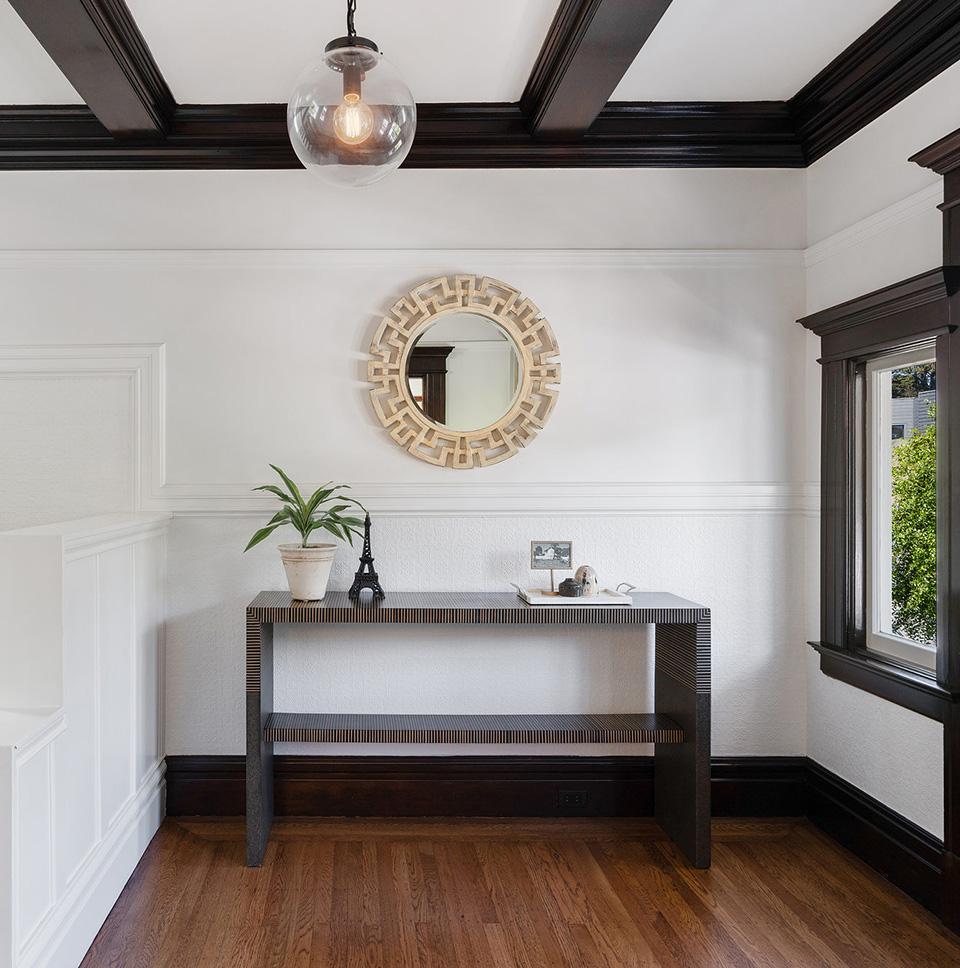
[405,312,521,432]
[369,275,561,469]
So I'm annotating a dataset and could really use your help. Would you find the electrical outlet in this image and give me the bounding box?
[558,789,588,809]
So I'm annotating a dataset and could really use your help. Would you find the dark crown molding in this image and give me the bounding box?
[0,101,804,171]
[791,0,960,164]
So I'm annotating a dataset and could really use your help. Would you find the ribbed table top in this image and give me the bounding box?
[247,590,708,625]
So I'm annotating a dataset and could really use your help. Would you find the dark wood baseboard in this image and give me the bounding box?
[165,753,945,921]
[166,753,805,820]
[806,759,945,919]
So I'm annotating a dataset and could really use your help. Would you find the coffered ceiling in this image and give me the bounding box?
[123,0,561,104]
[612,0,894,101]
[1,0,958,170]
[0,0,900,106]
[0,1,79,103]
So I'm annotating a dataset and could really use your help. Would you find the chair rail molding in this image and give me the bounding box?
[0,248,804,271]
[0,341,817,518]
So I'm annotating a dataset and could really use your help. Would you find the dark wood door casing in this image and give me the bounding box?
[407,345,453,425]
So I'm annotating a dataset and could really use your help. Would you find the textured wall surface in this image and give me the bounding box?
[167,512,806,756]
[0,230,810,760]
[0,375,134,530]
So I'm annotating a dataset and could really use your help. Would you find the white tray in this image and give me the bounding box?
[514,585,633,606]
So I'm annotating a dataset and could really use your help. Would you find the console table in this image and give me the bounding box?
[245,591,711,868]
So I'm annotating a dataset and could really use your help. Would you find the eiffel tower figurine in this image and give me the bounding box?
[348,512,385,601]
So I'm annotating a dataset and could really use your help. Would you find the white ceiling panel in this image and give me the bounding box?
[0,2,82,103]
[124,0,559,103]
[614,0,895,101]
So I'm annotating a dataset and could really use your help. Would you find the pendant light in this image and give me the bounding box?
[287,0,416,188]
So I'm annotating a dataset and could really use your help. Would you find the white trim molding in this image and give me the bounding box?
[0,248,803,271]
[804,183,943,268]
[164,480,821,517]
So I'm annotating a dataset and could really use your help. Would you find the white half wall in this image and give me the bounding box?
[0,514,169,968]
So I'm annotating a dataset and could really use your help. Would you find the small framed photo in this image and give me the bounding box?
[530,540,573,571]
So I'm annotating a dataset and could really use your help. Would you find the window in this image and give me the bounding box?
[865,346,937,671]
[799,267,959,718]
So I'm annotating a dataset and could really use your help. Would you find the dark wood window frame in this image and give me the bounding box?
[800,267,960,721]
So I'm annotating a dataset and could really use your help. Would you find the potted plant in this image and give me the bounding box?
[244,464,365,601]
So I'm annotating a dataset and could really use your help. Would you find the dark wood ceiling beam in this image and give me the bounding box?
[7,0,174,137]
[520,0,673,138]
[0,101,805,170]
[791,0,960,164]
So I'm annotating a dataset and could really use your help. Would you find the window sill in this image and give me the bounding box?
[809,641,956,722]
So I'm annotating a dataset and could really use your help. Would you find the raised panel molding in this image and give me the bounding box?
[0,342,818,518]
[0,344,164,515]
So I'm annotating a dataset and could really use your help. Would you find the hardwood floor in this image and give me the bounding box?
[81,818,960,967]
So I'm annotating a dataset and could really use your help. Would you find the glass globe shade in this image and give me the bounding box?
[287,44,416,188]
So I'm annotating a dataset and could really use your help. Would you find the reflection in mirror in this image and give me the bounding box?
[406,312,521,432]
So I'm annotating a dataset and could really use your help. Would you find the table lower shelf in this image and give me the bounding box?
[264,712,683,745]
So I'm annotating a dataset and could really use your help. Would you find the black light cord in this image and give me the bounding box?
[347,0,357,39]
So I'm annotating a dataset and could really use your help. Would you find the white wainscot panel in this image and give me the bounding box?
[55,558,98,895]
[14,746,52,953]
[0,513,169,968]
[97,545,135,833]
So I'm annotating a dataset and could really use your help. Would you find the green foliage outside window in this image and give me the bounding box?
[891,405,937,643]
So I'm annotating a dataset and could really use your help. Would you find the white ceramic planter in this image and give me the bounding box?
[278,543,337,601]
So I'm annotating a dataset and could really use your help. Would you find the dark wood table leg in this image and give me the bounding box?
[246,615,274,867]
[654,617,711,867]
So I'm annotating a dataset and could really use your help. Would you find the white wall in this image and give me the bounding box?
[0,375,134,531]
[0,166,810,762]
[801,62,960,838]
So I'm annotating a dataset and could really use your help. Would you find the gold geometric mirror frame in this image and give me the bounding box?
[368,274,561,468]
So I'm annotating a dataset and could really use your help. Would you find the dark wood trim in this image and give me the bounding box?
[709,757,807,818]
[791,0,960,164]
[166,754,806,820]
[811,641,954,721]
[5,0,173,138]
[520,0,673,138]
[911,130,960,266]
[911,126,960,176]
[806,759,945,918]
[799,268,960,361]
[0,101,805,170]
[800,264,960,715]
[408,345,452,424]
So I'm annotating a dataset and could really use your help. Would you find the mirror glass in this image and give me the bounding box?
[406,312,521,432]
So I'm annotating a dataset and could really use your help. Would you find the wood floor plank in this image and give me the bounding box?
[374,842,421,968]
[77,818,960,968]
